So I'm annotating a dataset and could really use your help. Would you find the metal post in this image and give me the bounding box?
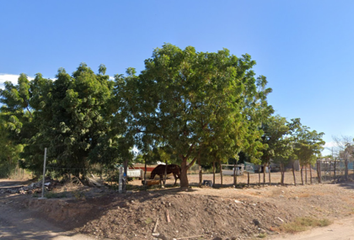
[40,148,47,199]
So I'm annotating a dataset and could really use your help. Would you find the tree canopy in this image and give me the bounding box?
[0,44,325,189]
[117,44,273,188]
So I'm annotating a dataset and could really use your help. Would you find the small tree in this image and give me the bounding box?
[292,120,325,185]
[260,115,291,184]
[332,136,354,181]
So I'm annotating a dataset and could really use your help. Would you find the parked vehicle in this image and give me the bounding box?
[221,164,244,176]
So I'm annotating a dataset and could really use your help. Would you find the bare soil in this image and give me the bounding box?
[1,172,354,240]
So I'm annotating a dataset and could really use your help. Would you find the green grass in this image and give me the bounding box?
[31,191,68,198]
[279,217,332,233]
[144,217,152,225]
[45,192,68,198]
[257,233,267,238]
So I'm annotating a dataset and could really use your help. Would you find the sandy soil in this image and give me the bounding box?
[0,191,95,239]
[1,172,354,240]
[271,216,354,240]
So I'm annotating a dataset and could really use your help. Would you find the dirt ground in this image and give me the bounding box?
[1,172,354,240]
[271,216,354,240]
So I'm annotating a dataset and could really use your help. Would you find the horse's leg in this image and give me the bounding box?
[172,173,177,185]
[159,174,163,187]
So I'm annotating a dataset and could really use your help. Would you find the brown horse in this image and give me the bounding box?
[150,164,181,185]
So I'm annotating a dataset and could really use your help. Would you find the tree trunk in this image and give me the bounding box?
[317,160,322,183]
[305,165,308,184]
[309,164,313,184]
[233,163,237,186]
[219,160,223,186]
[100,164,103,180]
[301,165,304,185]
[180,157,189,190]
[212,161,216,188]
[144,159,147,181]
[263,163,266,186]
[292,162,297,186]
[198,157,202,187]
[163,159,167,187]
[334,159,336,180]
[110,169,112,187]
[345,159,349,181]
[123,159,128,192]
[247,172,250,187]
[280,163,285,185]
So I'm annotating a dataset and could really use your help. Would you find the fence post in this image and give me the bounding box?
[119,166,123,193]
[317,160,322,183]
[40,148,47,199]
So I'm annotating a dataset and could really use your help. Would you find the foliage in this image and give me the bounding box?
[332,136,354,161]
[291,118,325,167]
[0,44,326,186]
[0,74,34,176]
[44,64,114,177]
[0,64,117,178]
[119,44,273,188]
[0,116,23,177]
[261,115,292,166]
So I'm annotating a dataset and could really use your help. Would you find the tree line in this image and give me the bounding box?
[0,44,325,189]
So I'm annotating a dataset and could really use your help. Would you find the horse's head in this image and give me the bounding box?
[150,170,156,179]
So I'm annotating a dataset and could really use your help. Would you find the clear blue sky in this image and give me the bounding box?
[1,1,354,155]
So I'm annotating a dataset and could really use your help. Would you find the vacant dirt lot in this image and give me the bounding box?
[1,172,354,240]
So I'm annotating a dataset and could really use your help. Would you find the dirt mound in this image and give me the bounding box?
[3,177,354,240]
[79,191,292,240]
[77,183,354,240]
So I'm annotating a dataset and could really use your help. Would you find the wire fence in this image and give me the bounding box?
[24,160,354,187]
[186,160,354,187]
[314,160,354,183]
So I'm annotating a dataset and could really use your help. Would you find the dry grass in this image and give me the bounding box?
[278,217,332,233]
[297,193,311,198]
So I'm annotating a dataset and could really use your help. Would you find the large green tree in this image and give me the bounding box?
[121,44,272,189]
[0,73,39,175]
[41,64,114,178]
[0,116,23,177]
[1,64,115,179]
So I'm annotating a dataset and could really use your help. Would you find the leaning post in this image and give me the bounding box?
[39,148,47,199]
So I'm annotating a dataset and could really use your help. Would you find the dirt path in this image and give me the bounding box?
[0,179,95,240]
[272,216,354,240]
